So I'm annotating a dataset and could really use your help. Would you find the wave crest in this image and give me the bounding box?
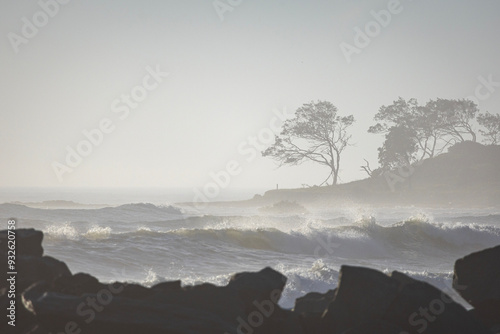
[45,224,112,241]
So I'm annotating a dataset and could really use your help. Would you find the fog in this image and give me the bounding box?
[3,3,500,332]
[1,0,499,195]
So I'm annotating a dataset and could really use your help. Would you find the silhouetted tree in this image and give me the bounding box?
[426,98,478,143]
[378,126,419,170]
[369,97,478,167]
[369,98,438,161]
[478,112,500,145]
[360,159,373,177]
[262,101,355,186]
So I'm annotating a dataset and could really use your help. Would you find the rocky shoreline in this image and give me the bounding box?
[1,228,499,334]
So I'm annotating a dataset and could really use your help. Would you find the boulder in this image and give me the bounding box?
[1,256,71,334]
[453,244,500,306]
[152,280,182,292]
[8,228,500,334]
[321,266,401,333]
[0,254,71,295]
[2,284,40,334]
[52,272,107,296]
[227,267,287,307]
[340,320,404,333]
[23,282,235,334]
[293,289,336,316]
[454,245,500,331]
[0,228,44,257]
[0,229,67,334]
[385,271,490,334]
[23,267,305,334]
[468,299,500,332]
[320,265,491,334]
[53,273,185,300]
[293,289,336,334]
[16,256,71,292]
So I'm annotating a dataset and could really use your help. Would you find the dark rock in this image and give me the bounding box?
[0,252,71,334]
[2,283,41,334]
[0,254,71,294]
[23,267,305,334]
[453,244,500,306]
[52,273,106,296]
[385,271,489,334]
[23,283,235,334]
[9,229,500,334]
[17,256,71,292]
[22,281,50,313]
[152,280,182,291]
[0,229,62,333]
[228,267,287,306]
[340,320,405,334]
[120,283,152,299]
[321,266,400,333]
[0,229,50,334]
[0,228,44,257]
[454,244,500,331]
[293,289,336,315]
[321,265,490,334]
[469,299,500,332]
[53,273,158,300]
[293,290,336,334]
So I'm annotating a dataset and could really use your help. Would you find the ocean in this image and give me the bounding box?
[1,188,499,309]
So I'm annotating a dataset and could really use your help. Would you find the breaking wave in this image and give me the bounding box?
[42,216,500,259]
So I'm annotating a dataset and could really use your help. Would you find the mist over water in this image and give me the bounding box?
[0,187,261,206]
[2,189,499,309]
[2,2,500,332]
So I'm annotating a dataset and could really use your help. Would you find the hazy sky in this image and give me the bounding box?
[1,0,499,195]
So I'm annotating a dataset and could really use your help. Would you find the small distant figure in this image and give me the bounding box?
[276,184,279,190]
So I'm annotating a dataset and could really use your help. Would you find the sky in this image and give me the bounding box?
[1,0,499,197]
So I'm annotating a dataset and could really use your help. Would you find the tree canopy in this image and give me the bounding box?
[478,112,500,145]
[263,97,498,186]
[262,101,355,186]
[369,97,479,170]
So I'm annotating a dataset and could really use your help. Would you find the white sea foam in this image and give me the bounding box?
[83,225,112,240]
[44,223,79,240]
[45,224,112,241]
[8,203,499,310]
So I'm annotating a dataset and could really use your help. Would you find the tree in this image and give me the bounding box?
[478,112,500,145]
[368,98,419,134]
[369,98,436,161]
[360,159,374,177]
[262,101,355,186]
[378,126,418,170]
[426,98,478,143]
[369,97,478,167]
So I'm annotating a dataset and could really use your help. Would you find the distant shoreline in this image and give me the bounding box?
[181,143,500,210]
